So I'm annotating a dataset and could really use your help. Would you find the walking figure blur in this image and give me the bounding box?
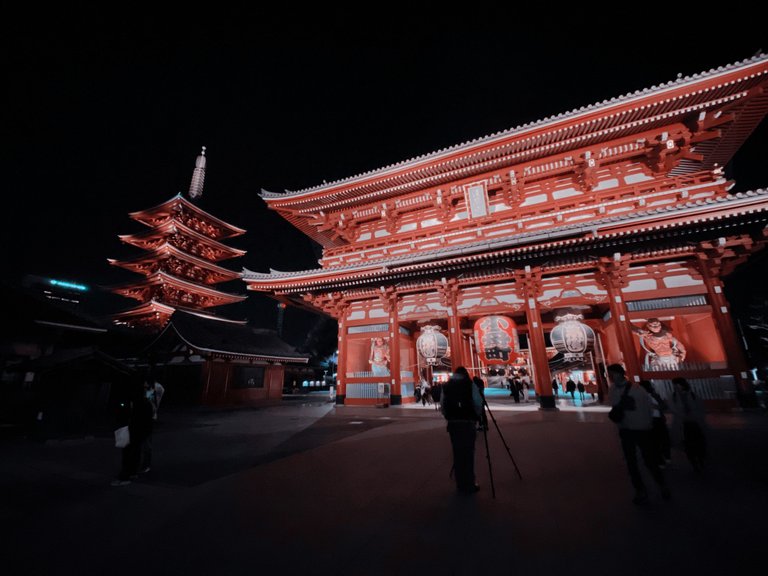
[607,364,670,504]
[671,377,707,473]
[566,378,577,402]
[577,381,585,402]
[639,380,672,467]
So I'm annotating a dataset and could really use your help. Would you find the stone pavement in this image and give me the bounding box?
[1,394,766,576]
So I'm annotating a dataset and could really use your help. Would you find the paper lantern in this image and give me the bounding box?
[416,325,449,365]
[473,315,519,365]
[550,313,595,361]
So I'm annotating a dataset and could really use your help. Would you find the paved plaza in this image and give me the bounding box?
[2,394,766,576]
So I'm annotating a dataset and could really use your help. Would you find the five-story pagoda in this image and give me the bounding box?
[110,148,247,329]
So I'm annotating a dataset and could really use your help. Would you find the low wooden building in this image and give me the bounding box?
[145,310,309,406]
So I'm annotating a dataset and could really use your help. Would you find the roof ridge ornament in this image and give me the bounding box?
[188,146,207,200]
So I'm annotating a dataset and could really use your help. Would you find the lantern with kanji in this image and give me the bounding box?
[550,312,595,361]
[416,325,450,365]
[473,315,519,365]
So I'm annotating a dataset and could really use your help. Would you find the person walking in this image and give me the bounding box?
[607,364,670,504]
[519,379,528,403]
[671,377,707,473]
[421,380,431,406]
[577,380,586,402]
[566,378,577,402]
[552,378,560,398]
[441,367,483,494]
[639,380,671,467]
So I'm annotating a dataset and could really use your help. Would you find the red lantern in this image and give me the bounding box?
[473,315,519,365]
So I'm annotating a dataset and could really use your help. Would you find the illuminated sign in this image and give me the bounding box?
[49,279,89,292]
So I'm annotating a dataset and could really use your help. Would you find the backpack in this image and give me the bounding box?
[441,377,478,421]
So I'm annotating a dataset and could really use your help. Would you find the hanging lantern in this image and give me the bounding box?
[550,312,595,361]
[474,315,519,365]
[416,325,449,366]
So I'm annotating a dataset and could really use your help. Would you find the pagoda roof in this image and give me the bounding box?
[110,271,247,304]
[112,299,177,322]
[119,219,247,260]
[261,54,768,245]
[244,187,768,291]
[148,310,310,363]
[129,194,246,239]
[108,243,242,282]
[112,300,246,324]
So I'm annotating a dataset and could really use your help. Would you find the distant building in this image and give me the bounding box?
[144,310,308,406]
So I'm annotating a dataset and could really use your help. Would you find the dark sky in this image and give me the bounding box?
[3,8,766,345]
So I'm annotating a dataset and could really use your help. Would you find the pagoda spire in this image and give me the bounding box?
[188,146,207,200]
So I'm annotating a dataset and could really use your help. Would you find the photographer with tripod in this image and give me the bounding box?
[440,367,483,494]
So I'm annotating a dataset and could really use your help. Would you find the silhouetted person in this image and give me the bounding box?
[518,379,527,403]
[441,367,483,494]
[509,377,520,403]
[671,377,707,473]
[431,383,442,411]
[577,381,585,402]
[112,382,154,486]
[639,380,671,466]
[552,378,560,398]
[566,378,577,401]
[607,364,670,504]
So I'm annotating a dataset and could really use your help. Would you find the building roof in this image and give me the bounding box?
[108,242,242,283]
[13,346,136,375]
[129,194,246,239]
[149,310,310,363]
[260,54,768,247]
[109,270,247,305]
[244,187,768,292]
[119,217,247,261]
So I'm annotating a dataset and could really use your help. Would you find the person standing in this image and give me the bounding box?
[441,367,483,494]
[577,380,585,402]
[552,378,560,398]
[112,382,155,486]
[607,364,670,504]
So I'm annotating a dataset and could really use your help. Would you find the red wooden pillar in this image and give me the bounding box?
[437,278,464,371]
[525,301,555,408]
[336,312,348,405]
[388,293,403,405]
[695,257,751,397]
[516,267,554,409]
[448,310,464,371]
[598,256,642,381]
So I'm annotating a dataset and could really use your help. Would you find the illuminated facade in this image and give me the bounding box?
[245,55,768,407]
[110,148,247,329]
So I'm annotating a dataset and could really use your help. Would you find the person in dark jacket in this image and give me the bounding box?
[441,367,483,493]
[566,378,577,401]
[112,382,155,486]
[608,364,670,504]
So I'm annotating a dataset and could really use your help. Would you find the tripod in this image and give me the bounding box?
[480,395,523,499]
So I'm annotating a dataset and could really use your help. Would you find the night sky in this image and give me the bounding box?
[3,8,766,346]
